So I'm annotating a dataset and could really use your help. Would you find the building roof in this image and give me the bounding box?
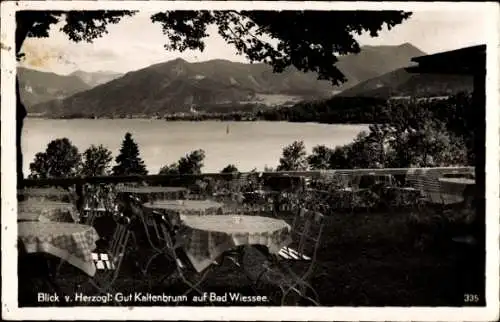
[405,44,486,75]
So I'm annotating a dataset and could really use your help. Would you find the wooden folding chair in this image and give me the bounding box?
[254,208,326,305]
[151,214,216,304]
[81,184,116,226]
[124,194,171,275]
[80,213,133,305]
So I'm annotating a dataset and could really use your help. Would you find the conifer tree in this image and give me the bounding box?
[112,132,148,176]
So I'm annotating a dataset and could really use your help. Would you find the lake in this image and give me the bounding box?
[22,119,368,174]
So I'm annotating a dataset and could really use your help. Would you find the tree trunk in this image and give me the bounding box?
[16,13,33,189]
[17,77,27,188]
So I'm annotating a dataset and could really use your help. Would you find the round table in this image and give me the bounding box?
[18,201,80,223]
[117,186,188,201]
[18,222,100,276]
[143,199,223,217]
[180,215,292,272]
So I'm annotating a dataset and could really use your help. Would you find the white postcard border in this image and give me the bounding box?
[2,1,499,321]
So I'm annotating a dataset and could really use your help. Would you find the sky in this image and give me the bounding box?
[19,9,492,75]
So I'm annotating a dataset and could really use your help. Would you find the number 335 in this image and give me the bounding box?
[464,294,480,303]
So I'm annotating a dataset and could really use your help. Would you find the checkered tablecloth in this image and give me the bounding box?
[18,222,100,276]
[118,186,188,200]
[18,201,80,223]
[143,200,223,217]
[180,215,292,272]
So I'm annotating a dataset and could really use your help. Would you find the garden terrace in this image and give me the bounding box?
[18,166,482,307]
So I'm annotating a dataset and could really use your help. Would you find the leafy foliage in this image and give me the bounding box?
[277,140,308,171]
[16,10,135,55]
[28,138,81,178]
[151,10,412,85]
[221,164,239,174]
[307,145,334,170]
[158,163,180,176]
[259,96,388,123]
[301,94,472,170]
[112,132,148,176]
[178,149,206,175]
[80,144,113,177]
[159,149,206,175]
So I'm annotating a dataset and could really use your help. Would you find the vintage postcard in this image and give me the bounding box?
[1,1,499,321]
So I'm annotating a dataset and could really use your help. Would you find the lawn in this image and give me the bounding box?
[19,204,484,307]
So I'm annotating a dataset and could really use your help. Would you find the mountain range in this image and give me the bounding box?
[69,70,122,87]
[20,43,439,117]
[338,67,473,98]
[18,67,91,108]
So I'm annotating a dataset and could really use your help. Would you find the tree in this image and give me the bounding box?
[307,145,334,170]
[347,131,383,168]
[158,163,180,175]
[277,140,308,171]
[177,149,206,175]
[28,138,81,178]
[151,11,411,84]
[263,165,275,172]
[15,9,411,183]
[112,132,148,176]
[329,145,354,169]
[221,164,239,174]
[15,10,135,185]
[372,98,470,168]
[159,149,206,176]
[80,144,113,177]
[388,119,468,168]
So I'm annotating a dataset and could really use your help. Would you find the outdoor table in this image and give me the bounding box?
[180,215,292,272]
[439,177,476,205]
[18,200,80,223]
[18,221,100,276]
[117,185,188,201]
[143,199,224,217]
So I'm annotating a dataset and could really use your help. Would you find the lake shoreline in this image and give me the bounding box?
[22,119,369,174]
[25,116,371,126]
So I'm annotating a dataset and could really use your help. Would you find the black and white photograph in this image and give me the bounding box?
[2,1,499,321]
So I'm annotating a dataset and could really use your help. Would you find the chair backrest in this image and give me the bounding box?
[419,169,443,202]
[405,169,425,192]
[106,213,133,274]
[151,213,192,273]
[290,208,325,264]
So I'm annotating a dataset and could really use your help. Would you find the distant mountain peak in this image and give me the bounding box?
[26,44,430,118]
[171,57,188,64]
[69,69,123,87]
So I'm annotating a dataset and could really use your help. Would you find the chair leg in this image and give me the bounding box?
[176,269,214,306]
[281,281,320,306]
[142,251,163,275]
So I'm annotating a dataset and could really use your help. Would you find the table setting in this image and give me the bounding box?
[178,214,292,272]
